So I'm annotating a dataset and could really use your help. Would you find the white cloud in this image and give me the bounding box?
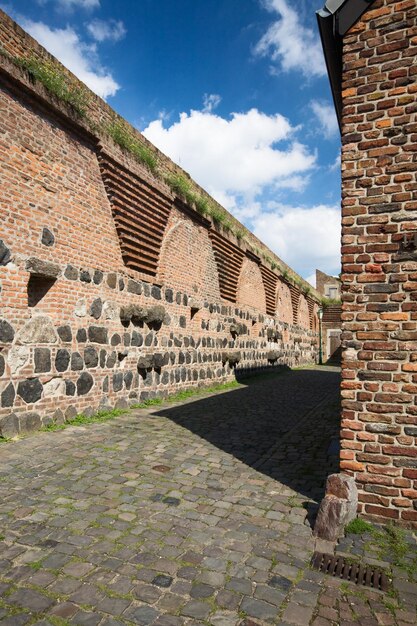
[143,107,315,205]
[255,0,326,78]
[252,204,341,278]
[310,100,339,138]
[202,93,221,113]
[20,19,119,98]
[306,273,316,288]
[37,0,100,10]
[86,18,126,42]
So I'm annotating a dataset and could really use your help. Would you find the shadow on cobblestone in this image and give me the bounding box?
[0,365,345,626]
[156,368,341,506]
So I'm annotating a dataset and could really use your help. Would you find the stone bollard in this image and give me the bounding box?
[313,473,358,542]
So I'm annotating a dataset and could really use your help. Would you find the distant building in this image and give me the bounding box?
[316,270,342,363]
[316,269,341,301]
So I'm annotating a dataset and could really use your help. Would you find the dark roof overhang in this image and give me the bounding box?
[316,0,376,132]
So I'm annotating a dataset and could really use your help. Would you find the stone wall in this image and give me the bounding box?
[340,0,417,525]
[0,11,320,437]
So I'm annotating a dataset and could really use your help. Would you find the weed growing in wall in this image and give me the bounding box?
[164,172,196,207]
[16,56,90,118]
[106,120,158,173]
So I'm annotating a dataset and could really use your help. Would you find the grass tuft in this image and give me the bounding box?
[132,380,241,409]
[42,408,128,433]
[165,172,196,206]
[345,518,374,535]
[106,120,158,173]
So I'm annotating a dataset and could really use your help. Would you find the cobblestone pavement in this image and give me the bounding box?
[0,366,416,626]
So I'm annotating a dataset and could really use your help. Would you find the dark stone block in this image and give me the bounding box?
[1,382,15,407]
[137,355,153,370]
[107,351,117,368]
[64,264,78,280]
[152,574,173,588]
[131,306,147,325]
[93,270,104,285]
[65,380,76,396]
[183,294,188,306]
[113,372,124,392]
[34,348,51,373]
[88,326,108,344]
[84,346,98,368]
[99,349,106,368]
[0,354,4,377]
[127,279,142,295]
[165,288,173,303]
[131,331,143,347]
[144,283,150,297]
[41,227,55,247]
[55,349,70,372]
[145,305,165,327]
[151,285,161,300]
[145,333,154,347]
[57,325,72,342]
[76,328,87,343]
[179,316,186,328]
[124,333,131,347]
[162,371,169,385]
[19,412,41,433]
[0,413,19,438]
[102,375,109,393]
[77,372,94,395]
[17,378,43,404]
[0,239,11,266]
[124,371,133,389]
[118,350,128,361]
[0,319,15,343]
[152,353,164,369]
[71,352,84,371]
[80,269,91,283]
[222,351,241,366]
[107,272,117,289]
[26,257,60,279]
[111,333,121,346]
[90,298,103,320]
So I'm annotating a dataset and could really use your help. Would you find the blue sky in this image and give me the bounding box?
[1,0,341,284]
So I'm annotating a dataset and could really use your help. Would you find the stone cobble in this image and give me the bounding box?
[0,366,414,625]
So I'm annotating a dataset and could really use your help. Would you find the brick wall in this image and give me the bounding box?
[0,11,321,437]
[340,0,417,525]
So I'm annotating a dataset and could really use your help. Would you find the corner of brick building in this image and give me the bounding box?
[340,0,417,526]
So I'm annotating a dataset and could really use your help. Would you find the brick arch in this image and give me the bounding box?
[158,217,220,301]
[298,294,310,329]
[236,258,266,313]
[276,280,293,325]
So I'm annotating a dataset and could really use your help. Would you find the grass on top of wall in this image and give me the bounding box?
[106,120,158,174]
[16,55,90,118]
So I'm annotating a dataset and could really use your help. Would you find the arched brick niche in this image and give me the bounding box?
[312,303,319,333]
[276,280,293,325]
[298,294,310,329]
[236,258,266,313]
[158,210,220,301]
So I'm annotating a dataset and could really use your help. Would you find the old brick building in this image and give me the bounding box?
[0,10,321,437]
[318,0,417,525]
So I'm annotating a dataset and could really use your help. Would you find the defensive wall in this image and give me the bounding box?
[336,0,417,525]
[0,10,321,437]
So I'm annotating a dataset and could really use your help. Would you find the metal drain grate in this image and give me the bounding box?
[311,552,389,592]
